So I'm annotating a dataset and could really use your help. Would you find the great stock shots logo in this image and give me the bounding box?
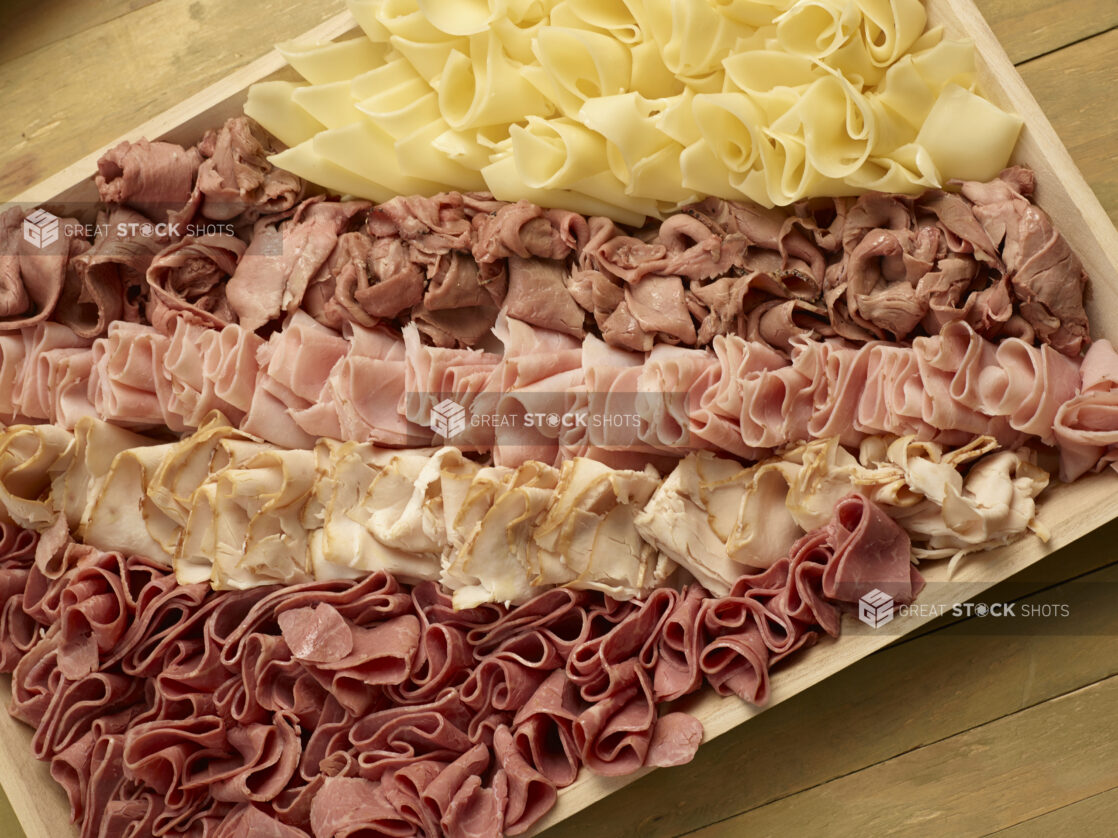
[858,589,894,628]
[22,208,59,249]
[431,399,467,438]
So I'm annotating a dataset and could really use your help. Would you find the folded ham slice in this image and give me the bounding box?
[162,318,259,426]
[0,332,28,422]
[317,323,430,446]
[214,803,310,837]
[46,345,97,430]
[88,321,183,431]
[2,286,1098,473]
[489,313,585,468]
[1054,339,1118,481]
[241,311,346,449]
[12,322,91,422]
[400,322,498,450]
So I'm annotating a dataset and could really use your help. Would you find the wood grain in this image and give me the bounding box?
[986,787,1118,836]
[0,0,162,65]
[900,517,1118,644]
[0,0,344,199]
[1019,29,1118,227]
[977,0,1118,63]
[690,674,1118,838]
[8,14,357,209]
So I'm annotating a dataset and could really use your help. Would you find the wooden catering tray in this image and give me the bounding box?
[3,0,1118,835]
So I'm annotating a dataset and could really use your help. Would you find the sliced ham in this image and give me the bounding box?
[88,321,181,430]
[0,332,28,421]
[491,724,555,835]
[401,322,498,449]
[323,323,430,446]
[203,322,265,416]
[242,312,346,449]
[491,313,585,467]
[1055,339,1118,481]
[13,321,91,421]
[653,584,708,702]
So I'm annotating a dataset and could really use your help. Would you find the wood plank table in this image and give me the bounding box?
[1,1,1117,835]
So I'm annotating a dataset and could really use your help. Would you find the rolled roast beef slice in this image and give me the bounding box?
[183,116,303,224]
[146,234,247,330]
[0,207,89,331]
[60,207,169,338]
[959,167,1089,356]
[95,138,202,221]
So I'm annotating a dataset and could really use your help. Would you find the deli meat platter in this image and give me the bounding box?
[2,0,1118,837]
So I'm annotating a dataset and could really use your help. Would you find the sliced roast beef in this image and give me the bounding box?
[59,207,167,338]
[959,166,1090,356]
[146,234,246,330]
[226,197,371,332]
[1,206,90,332]
[369,192,474,253]
[95,139,202,221]
[177,116,302,225]
[472,201,578,263]
[504,256,585,337]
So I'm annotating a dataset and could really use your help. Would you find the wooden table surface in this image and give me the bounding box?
[1,1,1118,836]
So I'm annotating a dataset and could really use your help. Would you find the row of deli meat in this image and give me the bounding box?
[3,305,1118,482]
[0,416,1045,601]
[1,118,1088,357]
